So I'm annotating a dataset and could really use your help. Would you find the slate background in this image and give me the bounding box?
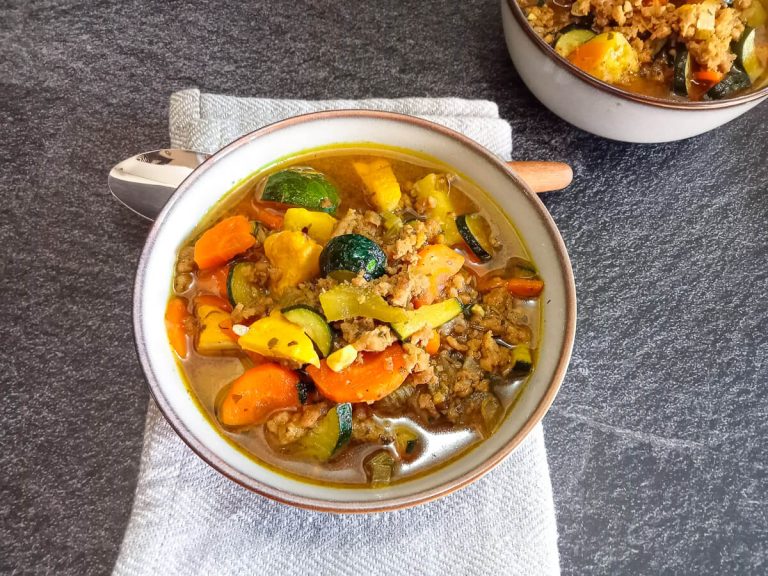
[1,0,766,574]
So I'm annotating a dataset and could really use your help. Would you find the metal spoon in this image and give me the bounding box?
[109,149,572,220]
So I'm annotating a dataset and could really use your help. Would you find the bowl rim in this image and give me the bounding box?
[133,109,577,513]
[504,0,768,110]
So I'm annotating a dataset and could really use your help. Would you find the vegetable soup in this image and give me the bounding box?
[165,146,545,487]
[519,0,768,101]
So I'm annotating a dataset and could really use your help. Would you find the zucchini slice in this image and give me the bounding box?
[319,233,387,281]
[456,213,494,262]
[319,285,408,324]
[261,167,340,214]
[292,403,353,461]
[394,426,419,458]
[390,297,463,340]
[735,27,766,83]
[281,305,334,357]
[706,65,751,100]
[673,47,693,97]
[511,345,533,374]
[554,28,596,58]
[226,262,263,308]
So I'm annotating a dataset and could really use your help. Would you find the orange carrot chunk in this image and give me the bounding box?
[306,343,408,404]
[195,264,230,298]
[425,330,441,355]
[193,215,256,270]
[694,70,723,84]
[250,202,285,230]
[218,363,301,427]
[507,278,544,298]
[165,297,190,358]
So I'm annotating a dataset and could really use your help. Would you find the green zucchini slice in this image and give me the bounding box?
[390,297,463,340]
[456,213,494,262]
[226,262,263,308]
[735,27,766,83]
[394,426,419,458]
[706,65,751,100]
[511,345,533,374]
[673,47,693,97]
[554,28,596,58]
[261,168,340,214]
[319,234,387,281]
[281,305,333,357]
[292,403,353,462]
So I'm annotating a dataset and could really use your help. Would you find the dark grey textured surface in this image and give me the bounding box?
[1,0,766,574]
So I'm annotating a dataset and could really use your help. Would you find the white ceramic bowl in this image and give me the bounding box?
[134,111,577,512]
[502,0,768,143]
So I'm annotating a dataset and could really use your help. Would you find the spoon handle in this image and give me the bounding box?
[507,161,573,193]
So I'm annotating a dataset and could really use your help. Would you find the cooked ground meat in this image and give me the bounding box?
[266,403,329,445]
[331,208,383,241]
[677,1,744,73]
[351,404,392,443]
[338,317,377,343]
[253,202,533,445]
[353,326,397,352]
[518,0,761,98]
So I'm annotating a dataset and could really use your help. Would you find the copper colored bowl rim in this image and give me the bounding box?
[133,109,577,513]
[505,0,768,110]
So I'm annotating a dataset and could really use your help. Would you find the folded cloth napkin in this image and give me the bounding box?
[113,89,559,576]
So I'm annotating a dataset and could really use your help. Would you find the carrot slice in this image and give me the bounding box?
[250,202,285,230]
[425,330,441,355]
[194,294,232,313]
[195,264,230,298]
[218,363,300,427]
[694,69,723,84]
[507,278,544,298]
[193,215,256,270]
[165,297,190,358]
[306,343,408,403]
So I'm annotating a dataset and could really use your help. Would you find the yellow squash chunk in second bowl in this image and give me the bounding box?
[567,32,639,84]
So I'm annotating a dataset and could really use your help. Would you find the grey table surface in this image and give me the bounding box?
[1,0,767,574]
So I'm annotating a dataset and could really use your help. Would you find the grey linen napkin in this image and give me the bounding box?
[114,89,559,576]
